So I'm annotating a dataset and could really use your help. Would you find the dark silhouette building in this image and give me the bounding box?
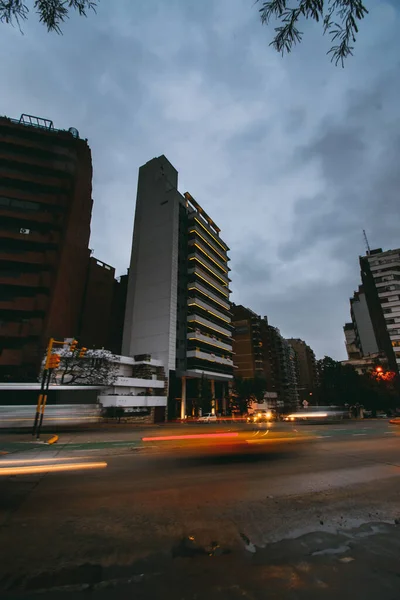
[107,272,128,355]
[79,257,116,350]
[287,338,318,403]
[232,304,299,409]
[0,114,93,381]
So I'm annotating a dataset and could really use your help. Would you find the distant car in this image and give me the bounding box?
[376,412,388,419]
[197,413,217,423]
[283,407,346,422]
[247,409,275,423]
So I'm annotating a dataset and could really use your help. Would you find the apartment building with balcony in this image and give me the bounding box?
[0,114,93,381]
[231,304,265,379]
[286,338,318,403]
[231,305,299,410]
[361,248,400,372]
[122,155,233,419]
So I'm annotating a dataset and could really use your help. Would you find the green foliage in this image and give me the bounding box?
[316,356,400,411]
[257,0,368,66]
[232,376,267,414]
[0,0,97,33]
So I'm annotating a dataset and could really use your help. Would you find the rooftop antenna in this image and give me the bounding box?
[363,230,371,255]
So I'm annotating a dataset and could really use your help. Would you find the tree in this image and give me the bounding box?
[316,355,400,413]
[40,348,117,386]
[0,0,97,34]
[231,376,267,414]
[257,0,369,66]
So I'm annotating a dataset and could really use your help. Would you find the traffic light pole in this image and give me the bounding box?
[36,367,53,440]
[33,338,54,439]
[32,338,83,440]
[33,367,48,437]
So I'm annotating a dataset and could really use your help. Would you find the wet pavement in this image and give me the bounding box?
[1,420,400,598]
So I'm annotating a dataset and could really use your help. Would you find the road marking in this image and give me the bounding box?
[353,433,367,436]
[384,432,396,434]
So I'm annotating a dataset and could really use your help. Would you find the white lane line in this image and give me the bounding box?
[353,433,367,436]
[385,432,396,434]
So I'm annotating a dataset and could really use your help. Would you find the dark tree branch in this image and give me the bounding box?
[257,0,368,66]
[0,0,97,33]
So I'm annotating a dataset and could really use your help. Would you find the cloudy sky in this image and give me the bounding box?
[1,0,399,360]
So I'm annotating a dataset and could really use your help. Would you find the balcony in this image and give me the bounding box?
[188,314,232,338]
[188,214,229,252]
[0,249,56,265]
[187,297,231,324]
[0,295,48,312]
[98,395,167,408]
[0,147,76,175]
[0,164,70,192]
[114,376,165,388]
[188,223,229,262]
[0,228,60,246]
[187,349,234,367]
[188,265,229,298]
[188,253,230,286]
[187,331,232,352]
[188,281,230,311]
[0,205,63,225]
[0,271,51,288]
[188,239,229,274]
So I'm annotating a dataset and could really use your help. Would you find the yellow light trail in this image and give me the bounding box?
[0,456,90,465]
[0,461,107,476]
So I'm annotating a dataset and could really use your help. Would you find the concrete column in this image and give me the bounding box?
[222,383,227,415]
[228,379,233,415]
[211,379,216,414]
[181,376,186,420]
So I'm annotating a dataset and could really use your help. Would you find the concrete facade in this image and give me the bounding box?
[122,156,180,373]
[350,286,379,356]
[122,156,233,419]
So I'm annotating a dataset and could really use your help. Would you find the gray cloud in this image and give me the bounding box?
[1,0,400,360]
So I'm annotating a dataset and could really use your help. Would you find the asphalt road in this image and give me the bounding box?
[1,420,400,599]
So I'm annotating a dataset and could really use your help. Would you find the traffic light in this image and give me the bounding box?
[70,339,78,353]
[79,347,87,358]
[48,354,61,369]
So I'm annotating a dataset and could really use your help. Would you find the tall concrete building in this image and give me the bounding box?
[269,327,299,409]
[343,247,398,374]
[122,156,233,418]
[231,304,265,379]
[0,114,93,381]
[286,338,318,403]
[360,248,400,372]
[231,304,299,410]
